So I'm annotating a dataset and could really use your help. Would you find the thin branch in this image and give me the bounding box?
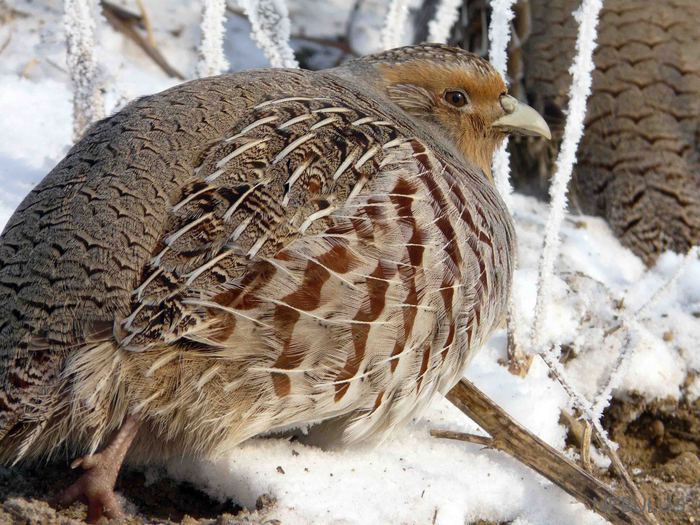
[581,419,592,472]
[538,351,653,520]
[381,0,412,49]
[429,429,493,447]
[64,0,105,141]
[239,0,298,68]
[101,1,184,79]
[443,379,655,525]
[134,0,155,48]
[591,246,699,418]
[636,245,699,320]
[531,0,603,354]
[196,0,230,77]
[0,29,12,56]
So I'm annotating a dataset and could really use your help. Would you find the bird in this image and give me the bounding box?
[0,44,550,522]
[510,0,700,265]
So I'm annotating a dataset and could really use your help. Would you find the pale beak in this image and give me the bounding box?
[492,95,551,140]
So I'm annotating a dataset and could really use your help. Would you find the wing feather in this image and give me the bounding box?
[120,95,408,350]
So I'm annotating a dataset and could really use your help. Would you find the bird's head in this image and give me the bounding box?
[338,44,551,181]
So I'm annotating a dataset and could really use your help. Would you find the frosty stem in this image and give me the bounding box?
[196,0,229,77]
[239,0,299,68]
[442,379,657,525]
[64,0,104,141]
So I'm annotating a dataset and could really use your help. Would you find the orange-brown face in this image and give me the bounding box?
[377,59,549,180]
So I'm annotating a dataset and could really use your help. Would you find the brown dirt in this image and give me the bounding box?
[600,396,700,525]
[0,464,278,524]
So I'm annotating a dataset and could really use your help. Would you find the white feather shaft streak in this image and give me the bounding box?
[427,0,461,43]
[381,0,412,49]
[487,0,517,210]
[239,0,299,68]
[196,0,230,77]
[531,0,603,354]
[64,0,104,142]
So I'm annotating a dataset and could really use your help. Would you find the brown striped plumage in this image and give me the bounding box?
[0,44,549,520]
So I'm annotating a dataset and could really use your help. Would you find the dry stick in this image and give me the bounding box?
[442,379,653,525]
[0,30,12,56]
[505,294,532,376]
[581,419,592,472]
[430,429,492,447]
[134,0,156,48]
[101,1,184,80]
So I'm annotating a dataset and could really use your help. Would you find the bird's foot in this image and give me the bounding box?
[57,451,124,522]
[57,416,140,523]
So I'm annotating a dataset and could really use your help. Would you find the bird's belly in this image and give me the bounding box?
[126,256,472,454]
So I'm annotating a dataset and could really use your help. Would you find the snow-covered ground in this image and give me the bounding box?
[0,1,698,524]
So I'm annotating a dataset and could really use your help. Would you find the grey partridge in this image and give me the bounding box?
[0,44,550,521]
[511,0,700,265]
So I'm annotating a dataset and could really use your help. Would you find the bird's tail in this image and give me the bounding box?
[0,348,67,465]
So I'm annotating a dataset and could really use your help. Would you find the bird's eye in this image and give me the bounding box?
[443,90,468,108]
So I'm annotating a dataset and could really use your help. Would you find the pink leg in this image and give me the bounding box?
[58,416,140,523]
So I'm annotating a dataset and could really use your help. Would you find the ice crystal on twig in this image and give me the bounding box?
[196,0,230,77]
[531,0,603,354]
[381,0,412,49]
[427,0,461,43]
[240,0,299,68]
[64,0,104,141]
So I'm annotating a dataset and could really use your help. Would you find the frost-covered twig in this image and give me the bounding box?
[196,0,229,77]
[487,0,516,80]
[591,328,633,420]
[539,347,652,520]
[591,245,699,417]
[517,0,654,514]
[488,0,516,208]
[64,0,104,141]
[530,0,603,353]
[240,0,298,68]
[381,0,412,49]
[426,0,461,43]
[636,245,699,320]
[487,0,527,374]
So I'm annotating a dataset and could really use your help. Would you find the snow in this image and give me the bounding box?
[0,1,698,524]
[166,349,586,525]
